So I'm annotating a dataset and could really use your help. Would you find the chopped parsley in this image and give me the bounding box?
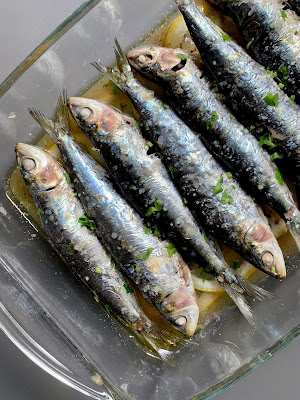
[229,114,235,120]
[147,222,152,227]
[259,134,276,149]
[267,70,277,79]
[231,185,236,190]
[191,210,197,217]
[176,53,189,60]
[165,242,177,258]
[144,227,151,234]
[246,40,252,49]
[37,208,43,214]
[221,190,234,204]
[169,166,178,174]
[278,83,285,89]
[270,152,283,161]
[206,110,219,130]
[66,243,73,252]
[94,295,100,303]
[112,83,121,95]
[280,9,288,19]
[213,177,224,195]
[73,192,78,197]
[275,167,285,185]
[153,225,160,237]
[137,247,154,260]
[183,197,188,206]
[249,125,255,132]
[291,95,295,103]
[64,173,71,184]
[150,45,154,51]
[123,283,134,293]
[117,287,121,292]
[104,304,112,313]
[161,101,168,110]
[264,92,279,107]
[295,31,299,35]
[136,121,141,130]
[146,200,162,216]
[95,268,102,274]
[271,266,276,274]
[146,141,153,148]
[278,65,288,81]
[78,215,96,230]
[227,172,232,179]
[232,259,240,270]
[222,33,232,41]
[199,269,207,283]
[114,263,120,269]
[203,232,208,243]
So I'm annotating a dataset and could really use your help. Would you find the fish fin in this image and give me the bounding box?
[235,274,280,301]
[219,281,254,325]
[286,218,300,252]
[54,88,71,133]
[28,108,58,141]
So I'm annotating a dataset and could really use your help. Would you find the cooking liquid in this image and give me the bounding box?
[6,0,298,345]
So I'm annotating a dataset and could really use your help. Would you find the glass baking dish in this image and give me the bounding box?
[0,1,300,399]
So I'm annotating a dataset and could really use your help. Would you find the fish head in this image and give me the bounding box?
[161,286,199,337]
[15,143,64,192]
[244,222,286,279]
[68,97,132,139]
[127,46,190,83]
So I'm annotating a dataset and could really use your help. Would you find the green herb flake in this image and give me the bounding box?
[136,121,141,130]
[73,192,78,197]
[117,287,121,292]
[147,222,152,227]
[37,208,43,214]
[275,167,285,185]
[66,243,72,252]
[144,227,151,234]
[249,125,255,132]
[123,284,134,294]
[64,173,71,184]
[183,197,188,206]
[232,259,240,270]
[176,52,189,60]
[295,31,299,35]
[114,263,120,269]
[227,172,232,179]
[102,82,110,88]
[271,266,276,274]
[78,215,96,230]
[213,177,224,195]
[146,141,153,148]
[191,209,197,217]
[267,70,277,79]
[104,304,112,313]
[203,232,208,243]
[94,295,100,303]
[231,185,236,190]
[150,45,154,51]
[280,9,288,19]
[145,200,162,216]
[169,166,178,174]
[229,114,235,120]
[221,191,234,204]
[207,110,219,130]
[112,83,121,95]
[264,92,279,107]
[270,152,283,161]
[153,225,160,237]
[161,101,168,110]
[137,247,154,260]
[278,65,288,80]
[246,40,252,49]
[199,269,207,283]
[95,268,102,274]
[291,95,295,103]
[165,242,177,258]
[278,83,285,89]
[222,33,232,41]
[259,134,276,149]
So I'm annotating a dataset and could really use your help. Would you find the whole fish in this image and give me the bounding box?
[127,45,300,251]
[91,40,286,283]
[289,0,300,15]
[206,0,300,102]
[29,95,199,337]
[68,97,278,324]
[175,0,300,184]
[15,143,153,334]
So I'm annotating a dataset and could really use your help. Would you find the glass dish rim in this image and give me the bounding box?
[0,0,299,399]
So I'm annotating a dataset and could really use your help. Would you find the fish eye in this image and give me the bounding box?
[262,251,274,266]
[175,316,187,326]
[78,107,92,120]
[22,157,36,171]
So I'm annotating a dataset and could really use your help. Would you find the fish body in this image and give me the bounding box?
[207,0,300,101]
[91,41,286,282]
[127,45,300,251]
[175,0,300,183]
[29,99,199,337]
[15,143,149,331]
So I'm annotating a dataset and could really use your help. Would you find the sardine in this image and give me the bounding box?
[29,94,199,337]
[15,143,152,333]
[175,0,300,184]
[91,39,286,283]
[127,45,300,251]
[206,0,300,102]
[67,97,278,324]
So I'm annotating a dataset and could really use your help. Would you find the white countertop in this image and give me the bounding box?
[1,1,299,399]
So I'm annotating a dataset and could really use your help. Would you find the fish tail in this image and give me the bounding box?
[29,89,71,143]
[285,208,300,252]
[219,281,254,325]
[235,274,279,301]
[91,38,133,89]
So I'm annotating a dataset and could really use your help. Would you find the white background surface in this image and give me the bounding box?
[0,1,299,399]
